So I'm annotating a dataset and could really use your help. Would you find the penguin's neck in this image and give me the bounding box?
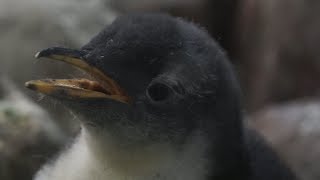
[36,127,211,180]
[82,127,182,176]
[84,128,210,179]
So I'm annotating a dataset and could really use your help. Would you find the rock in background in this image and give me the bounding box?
[0,77,65,179]
[250,100,320,180]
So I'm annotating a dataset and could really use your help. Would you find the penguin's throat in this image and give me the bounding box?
[83,128,176,174]
[81,128,210,178]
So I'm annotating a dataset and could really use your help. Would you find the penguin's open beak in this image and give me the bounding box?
[25,47,130,104]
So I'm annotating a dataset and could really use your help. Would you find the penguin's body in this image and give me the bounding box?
[26,14,296,180]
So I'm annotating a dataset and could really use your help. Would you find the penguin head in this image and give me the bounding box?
[26,14,242,146]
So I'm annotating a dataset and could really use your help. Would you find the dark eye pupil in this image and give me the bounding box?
[147,83,171,102]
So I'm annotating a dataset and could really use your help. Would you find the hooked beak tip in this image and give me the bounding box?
[35,51,41,59]
[25,81,37,90]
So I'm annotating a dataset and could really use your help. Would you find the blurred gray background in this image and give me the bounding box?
[0,0,319,180]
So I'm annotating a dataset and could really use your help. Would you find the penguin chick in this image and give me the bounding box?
[26,13,297,180]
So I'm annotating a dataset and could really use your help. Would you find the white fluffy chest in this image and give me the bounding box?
[35,132,209,180]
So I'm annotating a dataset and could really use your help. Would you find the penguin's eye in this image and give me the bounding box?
[146,82,173,103]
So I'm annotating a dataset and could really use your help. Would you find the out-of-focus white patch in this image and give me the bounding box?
[0,77,65,144]
[0,0,116,45]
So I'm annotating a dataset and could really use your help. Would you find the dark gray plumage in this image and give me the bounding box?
[26,13,297,180]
